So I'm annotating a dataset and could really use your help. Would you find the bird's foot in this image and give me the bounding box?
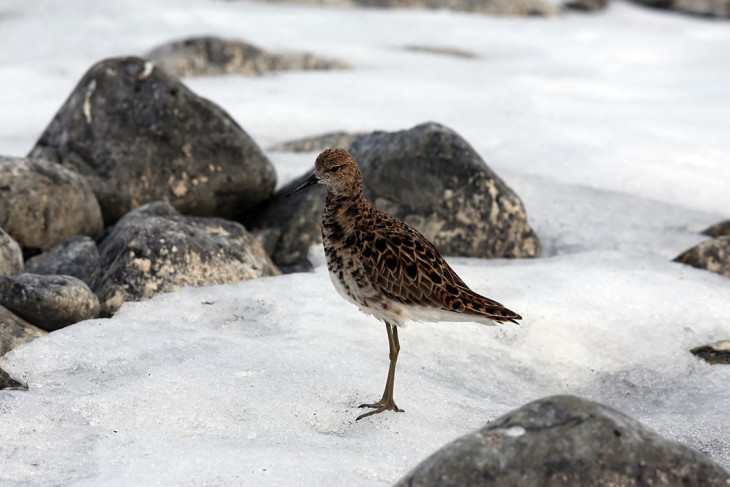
[356,398,404,421]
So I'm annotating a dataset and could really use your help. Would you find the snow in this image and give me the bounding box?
[1,0,729,485]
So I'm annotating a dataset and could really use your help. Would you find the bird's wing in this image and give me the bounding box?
[355,217,521,324]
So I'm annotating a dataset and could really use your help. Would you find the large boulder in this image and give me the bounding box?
[246,122,541,271]
[0,274,100,332]
[147,36,349,77]
[0,228,23,276]
[93,202,280,315]
[0,156,103,255]
[0,304,46,357]
[674,236,730,278]
[396,395,730,486]
[25,235,100,287]
[29,56,276,225]
[628,0,730,18]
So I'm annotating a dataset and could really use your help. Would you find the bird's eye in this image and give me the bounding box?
[330,165,341,173]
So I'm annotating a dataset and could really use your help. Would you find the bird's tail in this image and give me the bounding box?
[459,289,522,325]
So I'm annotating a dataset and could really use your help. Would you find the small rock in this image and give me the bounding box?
[628,0,730,17]
[0,366,28,390]
[246,122,541,271]
[674,236,730,278]
[25,235,100,287]
[563,0,608,11]
[93,202,280,315]
[359,0,560,15]
[0,155,103,255]
[0,227,23,276]
[395,395,730,486]
[703,220,730,238]
[401,45,478,58]
[29,56,276,225]
[268,131,367,153]
[0,274,100,332]
[147,36,350,77]
[0,304,47,356]
[691,340,730,365]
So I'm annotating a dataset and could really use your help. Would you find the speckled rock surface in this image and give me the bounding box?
[246,122,541,271]
[0,156,102,255]
[93,202,280,315]
[0,228,23,276]
[395,395,730,487]
[25,235,100,287]
[29,56,276,225]
[0,305,46,357]
[674,235,730,278]
[147,36,350,77]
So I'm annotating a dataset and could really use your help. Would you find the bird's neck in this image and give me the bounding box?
[323,188,368,241]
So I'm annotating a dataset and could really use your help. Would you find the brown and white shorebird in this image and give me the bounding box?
[288,148,521,420]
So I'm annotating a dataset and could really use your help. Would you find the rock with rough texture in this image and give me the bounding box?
[0,156,103,254]
[691,340,730,365]
[395,395,730,487]
[147,36,350,77]
[29,56,276,225]
[0,228,23,276]
[0,304,46,357]
[25,235,100,287]
[629,0,730,17]
[268,131,367,153]
[674,236,730,278]
[246,122,541,271]
[0,274,100,332]
[703,220,730,238]
[93,202,280,315]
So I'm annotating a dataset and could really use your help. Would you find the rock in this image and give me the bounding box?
[25,235,100,287]
[401,45,478,58]
[0,156,103,255]
[0,366,28,390]
[0,274,100,332]
[147,36,350,77]
[0,227,23,276]
[563,0,608,11]
[691,340,730,365]
[703,220,730,238]
[268,131,367,153]
[395,395,730,487]
[354,0,561,14]
[0,304,47,357]
[29,56,276,225]
[674,236,730,278]
[628,0,730,17]
[246,122,541,271]
[93,202,280,315]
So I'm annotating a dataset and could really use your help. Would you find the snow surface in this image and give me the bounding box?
[1,0,730,485]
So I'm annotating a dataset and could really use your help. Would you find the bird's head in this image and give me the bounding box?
[287,148,363,197]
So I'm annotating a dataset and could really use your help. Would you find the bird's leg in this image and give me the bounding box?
[357,321,404,420]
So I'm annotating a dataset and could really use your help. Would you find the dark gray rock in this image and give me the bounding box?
[0,227,23,276]
[29,56,276,225]
[0,274,100,332]
[147,36,350,77]
[395,395,730,487]
[0,156,103,255]
[268,131,367,153]
[703,220,730,238]
[674,236,730,278]
[93,202,280,315]
[563,0,607,11]
[628,0,730,17]
[246,122,541,271]
[691,340,730,365]
[0,304,46,357]
[25,235,99,287]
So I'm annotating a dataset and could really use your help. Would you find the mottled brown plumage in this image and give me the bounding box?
[288,148,521,420]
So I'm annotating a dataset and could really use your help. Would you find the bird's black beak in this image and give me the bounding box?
[286,172,319,197]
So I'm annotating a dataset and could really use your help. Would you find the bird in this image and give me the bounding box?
[287,148,521,420]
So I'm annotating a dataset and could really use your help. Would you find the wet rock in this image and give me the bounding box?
[0,227,23,276]
[0,274,100,332]
[147,36,350,77]
[93,202,280,315]
[703,220,730,238]
[29,56,276,225]
[674,236,730,278]
[395,395,730,487]
[268,131,367,153]
[691,340,730,365]
[246,122,541,271]
[0,305,46,357]
[629,0,730,17]
[0,156,102,255]
[25,235,100,287]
